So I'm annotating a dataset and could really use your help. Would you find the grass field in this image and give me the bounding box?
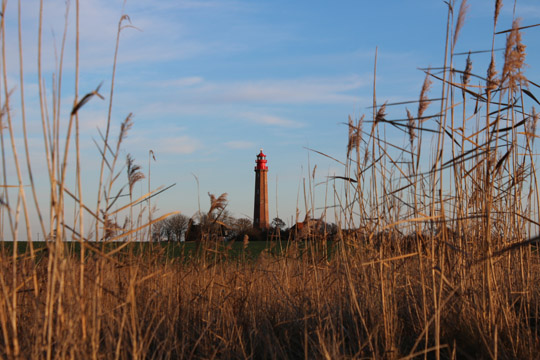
[0,240,335,263]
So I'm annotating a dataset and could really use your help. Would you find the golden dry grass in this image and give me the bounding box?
[1,238,539,359]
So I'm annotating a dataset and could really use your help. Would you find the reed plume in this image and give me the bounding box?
[453,0,469,51]
[502,18,527,93]
[462,52,472,86]
[347,115,354,159]
[527,107,539,145]
[126,154,145,196]
[208,192,228,217]
[375,102,387,123]
[494,0,503,28]
[118,113,133,147]
[346,114,363,159]
[486,56,499,92]
[417,71,432,119]
[406,108,415,148]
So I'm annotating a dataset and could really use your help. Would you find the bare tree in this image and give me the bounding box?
[152,214,189,241]
[235,218,252,233]
[167,214,189,241]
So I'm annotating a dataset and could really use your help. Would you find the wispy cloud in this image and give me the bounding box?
[224,140,255,149]
[123,74,368,123]
[143,75,367,107]
[197,75,366,105]
[150,76,204,88]
[126,134,201,155]
[10,0,237,76]
[129,0,246,11]
[159,136,201,154]
[240,112,303,128]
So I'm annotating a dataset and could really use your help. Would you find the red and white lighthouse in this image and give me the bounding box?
[254,149,269,229]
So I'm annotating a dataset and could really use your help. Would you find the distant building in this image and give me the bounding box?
[253,149,269,229]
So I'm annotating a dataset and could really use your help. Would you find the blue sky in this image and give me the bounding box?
[4,0,540,235]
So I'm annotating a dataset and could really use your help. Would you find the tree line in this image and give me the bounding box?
[152,193,339,242]
[152,212,338,242]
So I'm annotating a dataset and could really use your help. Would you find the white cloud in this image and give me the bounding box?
[7,0,227,77]
[195,75,366,105]
[77,112,109,133]
[240,112,303,128]
[142,75,367,107]
[150,76,204,88]
[126,134,201,155]
[224,140,255,149]
[160,136,201,154]
[121,74,369,122]
[127,0,245,12]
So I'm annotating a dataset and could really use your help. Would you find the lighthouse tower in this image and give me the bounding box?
[254,149,269,229]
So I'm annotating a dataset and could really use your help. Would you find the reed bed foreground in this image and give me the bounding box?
[2,0,540,358]
[2,239,540,359]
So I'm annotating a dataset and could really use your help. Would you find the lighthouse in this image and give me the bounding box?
[253,149,269,229]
